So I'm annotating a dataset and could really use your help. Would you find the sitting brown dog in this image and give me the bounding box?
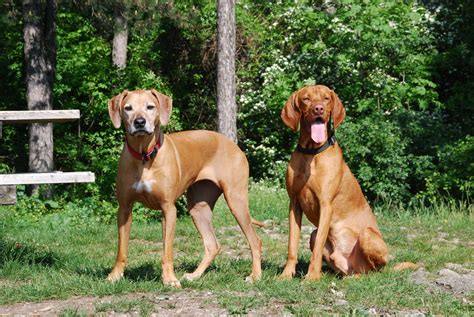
[279,85,389,280]
[107,89,262,287]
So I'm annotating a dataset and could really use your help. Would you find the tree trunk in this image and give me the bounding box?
[112,4,128,69]
[217,0,237,143]
[23,0,56,198]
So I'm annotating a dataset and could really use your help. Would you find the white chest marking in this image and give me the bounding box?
[132,180,156,193]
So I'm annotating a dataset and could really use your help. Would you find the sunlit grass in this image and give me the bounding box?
[0,184,472,315]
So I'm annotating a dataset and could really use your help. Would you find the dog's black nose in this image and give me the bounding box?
[133,117,146,129]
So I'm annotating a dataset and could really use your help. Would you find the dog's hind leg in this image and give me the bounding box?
[350,227,389,273]
[222,185,262,282]
[182,180,222,281]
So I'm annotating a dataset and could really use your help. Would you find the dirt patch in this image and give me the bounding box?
[0,279,31,289]
[0,290,299,316]
[0,291,227,316]
[410,263,474,303]
[367,307,427,316]
[436,264,474,294]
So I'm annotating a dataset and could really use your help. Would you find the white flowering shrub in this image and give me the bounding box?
[236,0,445,201]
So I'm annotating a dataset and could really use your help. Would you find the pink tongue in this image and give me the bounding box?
[311,123,326,143]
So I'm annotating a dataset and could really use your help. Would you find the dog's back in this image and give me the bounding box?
[168,130,249,187]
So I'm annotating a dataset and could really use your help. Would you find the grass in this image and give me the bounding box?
[0,183,472,315]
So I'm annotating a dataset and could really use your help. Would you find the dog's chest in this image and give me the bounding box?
[127,167,165,208]
[297,186,321,225]
[132,179,156,194]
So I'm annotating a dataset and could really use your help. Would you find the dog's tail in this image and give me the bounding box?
[251,217,266,228]
[393,262,419,271]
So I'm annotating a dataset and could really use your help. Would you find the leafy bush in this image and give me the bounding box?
[236,0,444,201]
[422,135,474,201]
[337,114,410,202]
[52,10,179,199]
[8,186,162,225]
[0,0,471,207]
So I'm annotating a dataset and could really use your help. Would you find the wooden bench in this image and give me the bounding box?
[0,110,95,204]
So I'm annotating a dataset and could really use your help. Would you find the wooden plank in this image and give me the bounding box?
[0,110,80,123]
[0,172,95,185]
[0,185,16,205]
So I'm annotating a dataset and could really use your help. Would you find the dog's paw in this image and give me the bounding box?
[278,267,295,280]
[304,272,321,281]
[277,274,293,281]
[163,278,182,288]
[245,272,261,283]
[107,270,124,282]
[181,272,200,282]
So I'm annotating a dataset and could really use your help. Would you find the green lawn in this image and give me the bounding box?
[0,183,472,315]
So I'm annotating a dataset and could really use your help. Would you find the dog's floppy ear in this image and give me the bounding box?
[150,89,172,125]
[281,91,301,131]
[331,90,346,128]
[108,90,128,129]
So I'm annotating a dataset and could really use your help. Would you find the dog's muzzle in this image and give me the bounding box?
[130,117,153,136]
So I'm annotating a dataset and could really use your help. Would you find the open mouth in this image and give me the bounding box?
[314,117,325,124]
[310,117,326,144]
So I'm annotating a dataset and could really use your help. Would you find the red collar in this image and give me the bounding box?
[126,132,164,163]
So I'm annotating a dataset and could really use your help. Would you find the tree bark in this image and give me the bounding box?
[217,0,237,143]
[23,0,56,198]
[112,4,128,69]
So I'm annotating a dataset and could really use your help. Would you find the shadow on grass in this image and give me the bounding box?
[74,263,161,282]
[75,258,337,282]
[126,263,160,281]
[0,237,59,267]
[176,258,334,279]
[177,259,223,277]
[275,259,335,279]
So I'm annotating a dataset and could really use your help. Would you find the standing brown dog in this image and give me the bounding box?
[280,85,388,280]
[107,89,262,287]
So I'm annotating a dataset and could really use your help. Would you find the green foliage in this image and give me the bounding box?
[0,4,28,173]
[0,0,472,207]
[338,114,410,202]
[52,10,178,199]
[8,186,163,225]
[235,1,443,201]
[422,135,474,200]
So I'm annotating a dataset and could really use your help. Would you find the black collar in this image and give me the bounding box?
[296,135,337,155]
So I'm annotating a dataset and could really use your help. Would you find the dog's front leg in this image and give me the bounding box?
[280,200,302,279]
[161,202,181,288]
[306,201,333,281]
[108,203,133,282]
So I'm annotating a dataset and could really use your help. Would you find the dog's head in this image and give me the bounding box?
[108,89,172,136]
[281,85,345,144]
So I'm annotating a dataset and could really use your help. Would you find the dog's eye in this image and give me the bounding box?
[303,97,310,102]
[146,104,155,110]
[124,105,132,111]
[324,96,330,100]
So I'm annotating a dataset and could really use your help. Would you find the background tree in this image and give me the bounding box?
[216,0,237,143]
[112,2,127,69]
[22,0,56,198]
